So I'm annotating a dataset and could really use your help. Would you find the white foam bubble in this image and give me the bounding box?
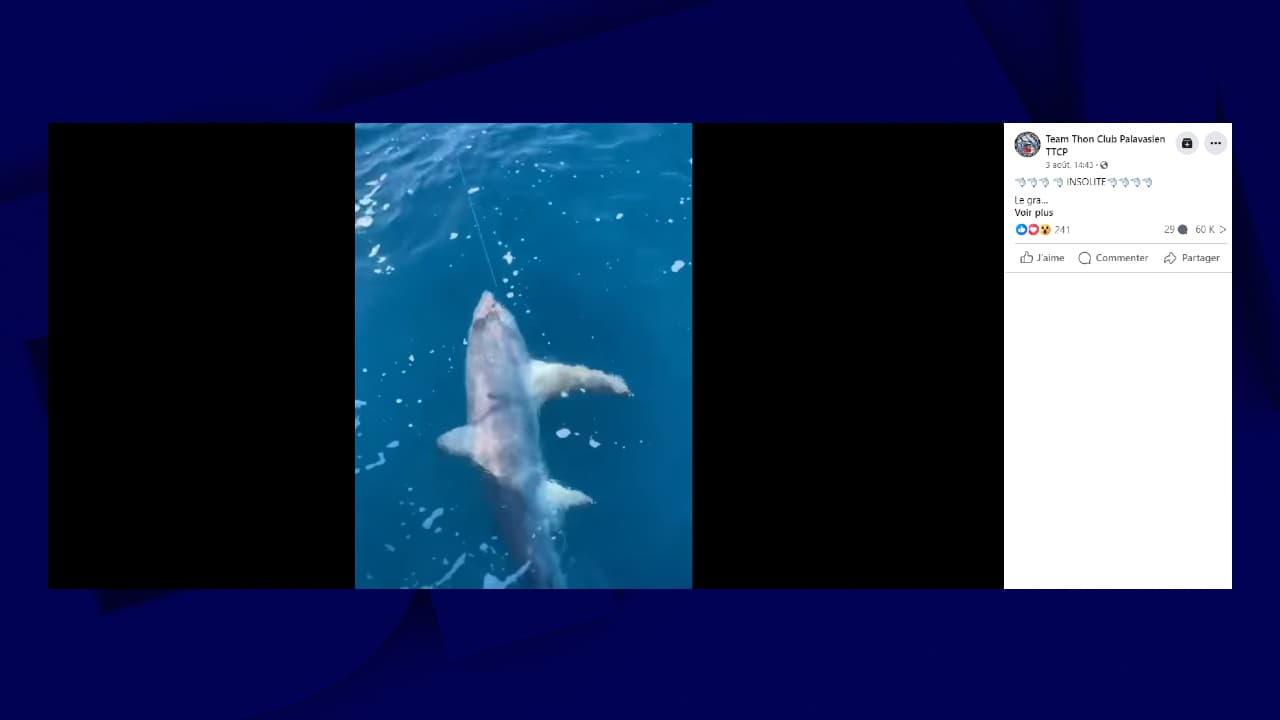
[384,543,396,552]
[395,398,402,404]
[431,553,468,588]
[588,437,601,448]
[364,452,387,470]
[355,216,373,229]
[360,197,373,205]
[379,173,388,182]
[512,270,519,276]
[386,440,400,449]
[468,187,480,194]
[556,428,571,439]
[421,507,444,530]
[502,251,514,265]
[483,560,532,589]
[408,354,415,362]
[355,399,367,409]
[671,260,686,273]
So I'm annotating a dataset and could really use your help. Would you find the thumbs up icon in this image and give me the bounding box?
[1020,251,1034,264]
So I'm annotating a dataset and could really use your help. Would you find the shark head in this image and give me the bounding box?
[472,290,518,332]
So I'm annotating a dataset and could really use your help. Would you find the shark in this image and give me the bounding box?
[437,290,631,588]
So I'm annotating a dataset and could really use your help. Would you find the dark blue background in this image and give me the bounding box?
[6,0,1274,715]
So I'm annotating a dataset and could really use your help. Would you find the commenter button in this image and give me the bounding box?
[1095,254,1149,263]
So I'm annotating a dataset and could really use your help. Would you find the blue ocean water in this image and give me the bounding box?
[355,123,692,589]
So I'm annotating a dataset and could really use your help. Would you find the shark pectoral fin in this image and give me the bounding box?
[539,479,594,510]
[528,359,631,405]
[436,425,475,459]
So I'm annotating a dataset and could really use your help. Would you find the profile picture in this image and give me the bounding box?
[1014,131,1041,157]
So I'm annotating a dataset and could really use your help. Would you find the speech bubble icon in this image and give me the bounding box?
[1079,251,1092,265]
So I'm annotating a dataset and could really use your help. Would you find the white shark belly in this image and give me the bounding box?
[435,291,635,587]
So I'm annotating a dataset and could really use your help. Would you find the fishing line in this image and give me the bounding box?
[457,159,499,288]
